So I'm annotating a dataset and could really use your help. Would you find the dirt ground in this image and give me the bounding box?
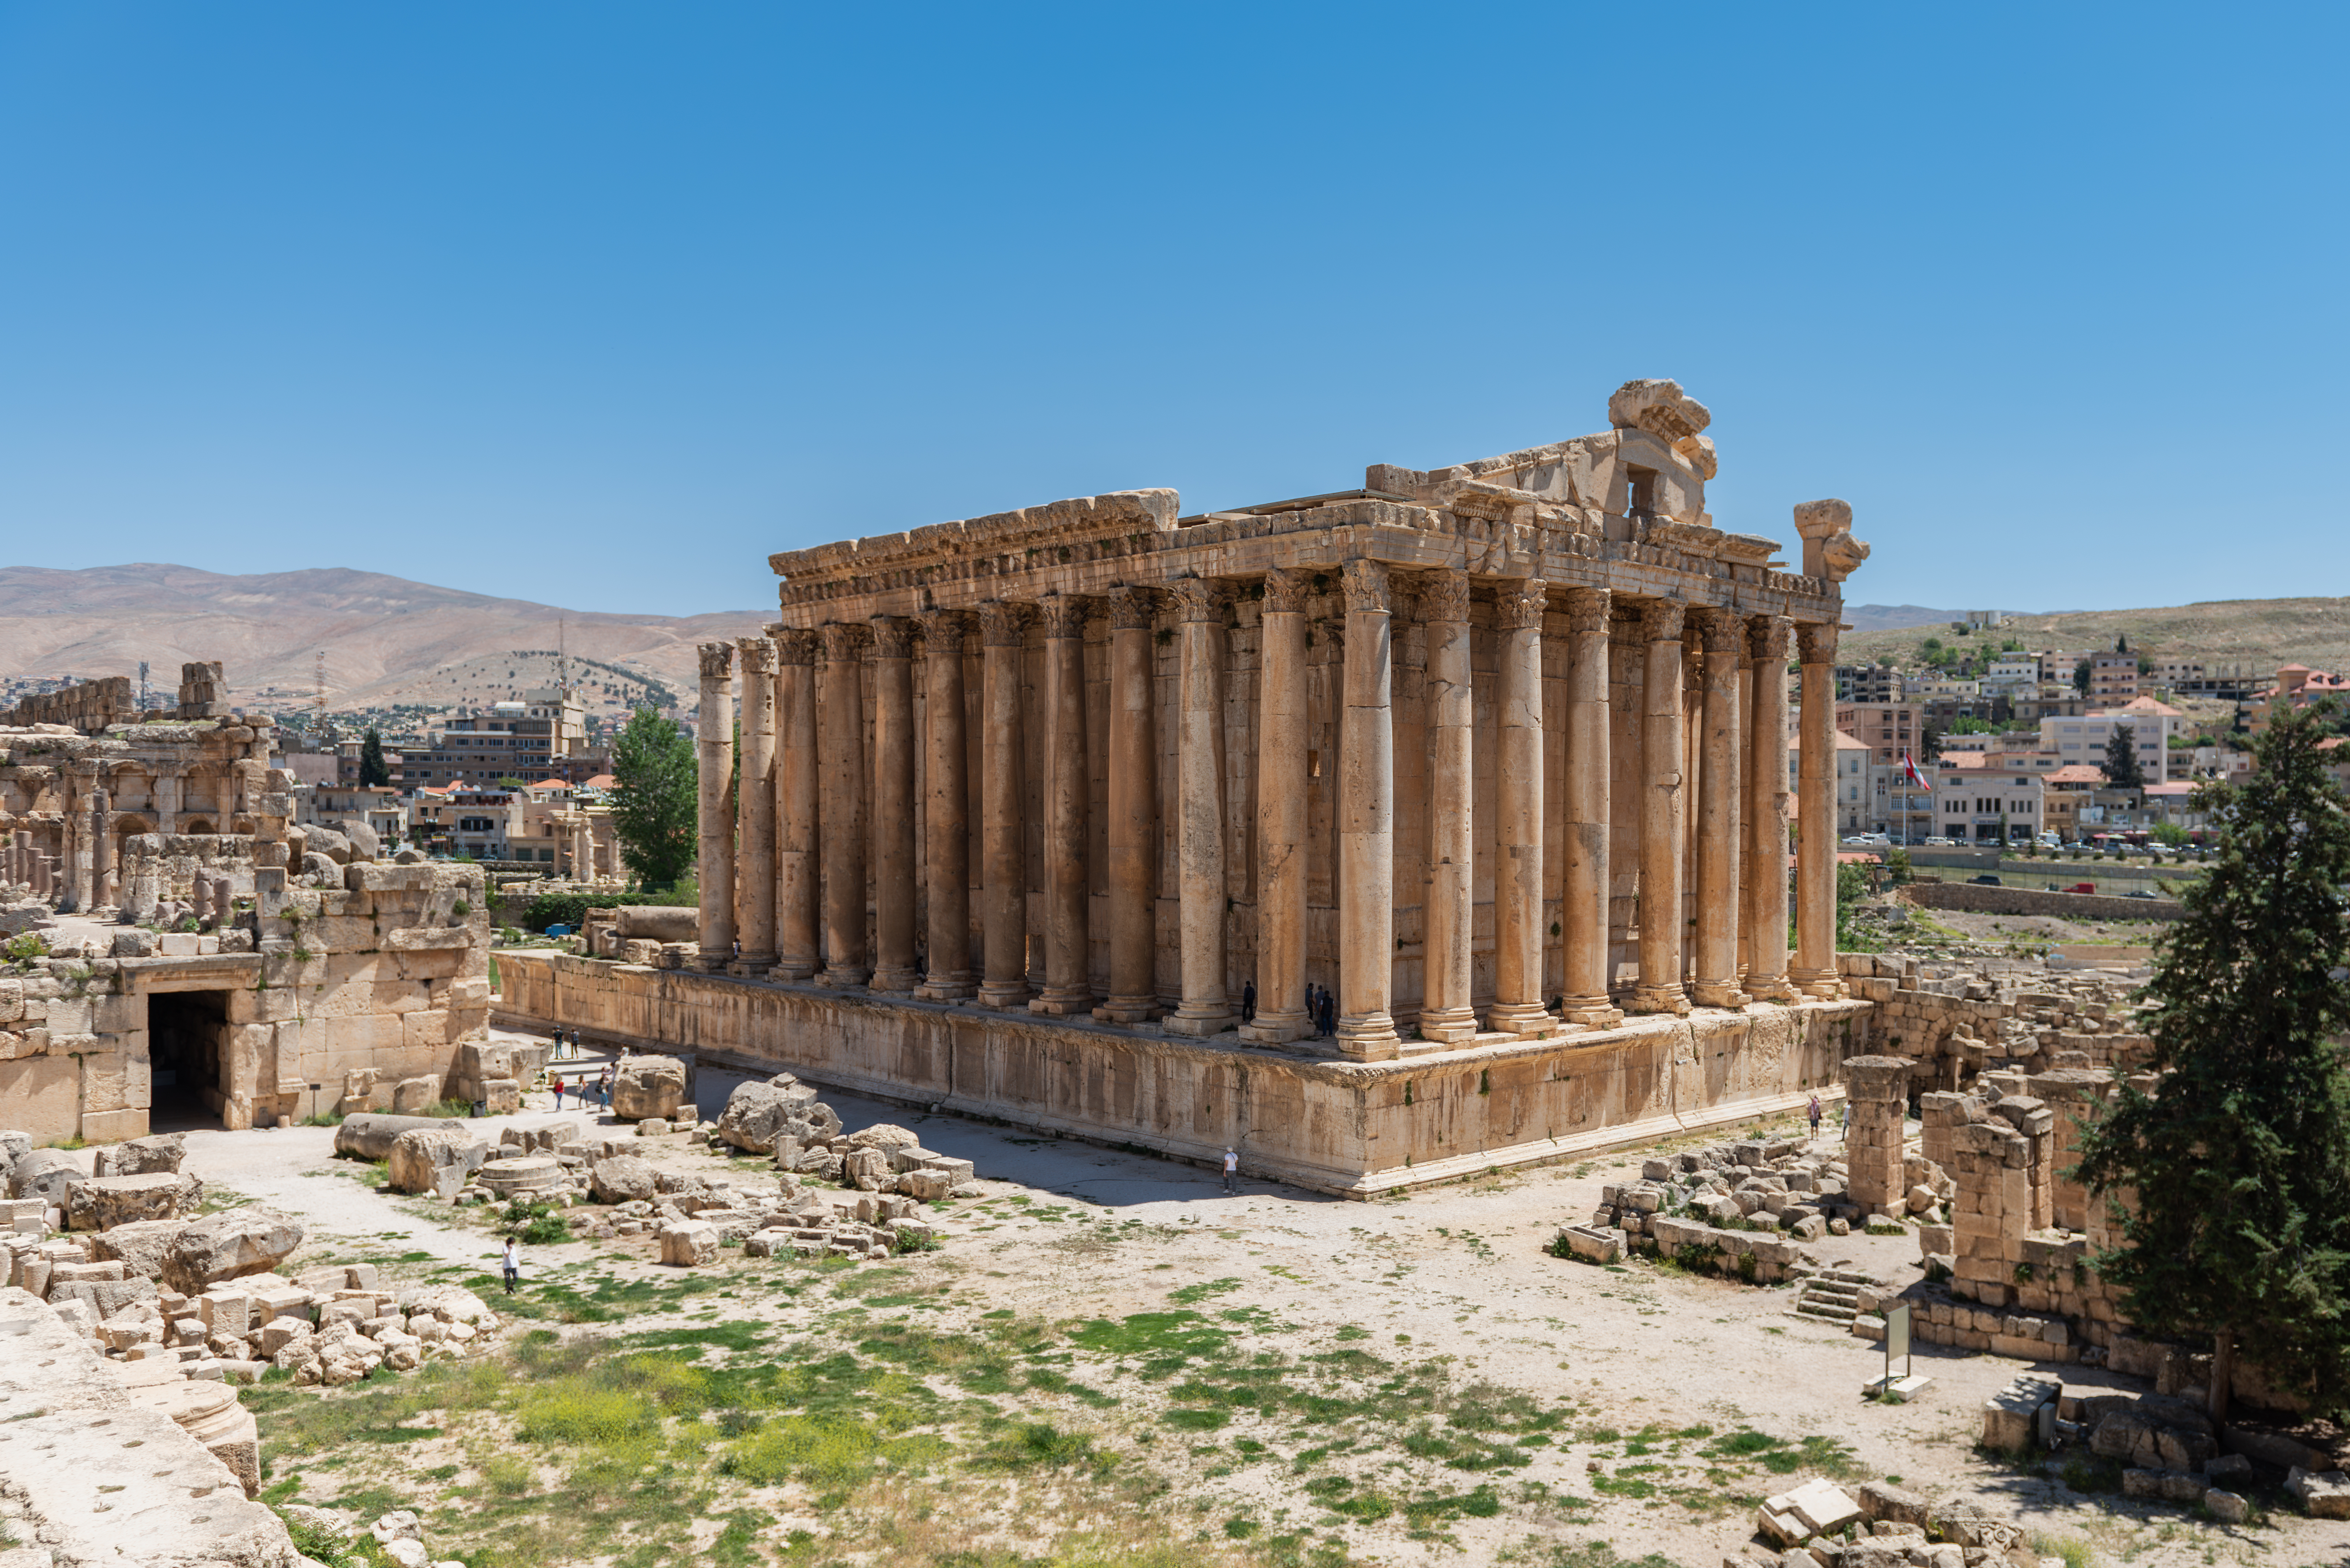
[168,1030,2350,1568]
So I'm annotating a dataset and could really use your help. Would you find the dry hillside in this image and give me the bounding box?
[0,564,770,720]
[1838,596,2350,676]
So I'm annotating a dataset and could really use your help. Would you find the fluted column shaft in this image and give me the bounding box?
[976,604,1031,1008]
[1632,601,1689,1013]
[89,786,113,912]
[869,616,919,993]
[1417,571,1476,1045]
[695,642,737,970]
[1489,579,1556,1037]
[916,611,975,999]
[1336,560,1401,1060]
[1793,622,1845,997]
[1163,580,1234,1035]
[1690,610,1748,1008]
[773,630,821,980]
[1559,589,1622,1028]
[732,636,779,971]
[1097,589,1161,1023]
[1030,596,1093,1016]
[817,624,869,987]
[1242,570,1311,1045]
[1745,617,1796,1000]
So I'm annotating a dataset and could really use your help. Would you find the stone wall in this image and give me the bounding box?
[1901,881,2184,922]
[493,949,1873,1196]
[0,676,135,732]
[0,861,493,1142]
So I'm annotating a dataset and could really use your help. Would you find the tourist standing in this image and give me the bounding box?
[501,1236,520,1295]
[1222,1146,1239,1194]
[1808,1094,1822,1141]
[1241,979,1256,1023]
[550,1073,565,1110]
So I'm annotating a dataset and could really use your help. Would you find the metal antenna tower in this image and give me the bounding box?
[314,651,331,742]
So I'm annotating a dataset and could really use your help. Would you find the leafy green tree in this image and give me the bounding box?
[2150,821,2190,848]
[2103,728,2146,789]
[357,729,391,787]
[2075,703,2350,1418]
[2074,658,2093,697]
[609,708,698,889]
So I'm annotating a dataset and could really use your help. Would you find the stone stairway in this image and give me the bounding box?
[1788,1267,1876,1326]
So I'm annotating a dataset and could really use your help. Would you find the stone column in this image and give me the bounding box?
[1690,609,1749,1009]
[1096,587,1160,1023]
[1559,589,1622,1028]
[976,602,1032,1010]
[1242,568,1311,1046]
[1030,594,1093,1016]
[868,616,920,993]
[817,623,869,988]
[89,784,113,913]
[1631,600,1689,1014]
[1792,621,1845,997]
[1165,578,1234,1036]
[1489,578,1555,1038]
[773,628,822,981]
[695,642,737,971]
[916,611,975,1000]
[1842,1054,1913,1216]
[1744,616,1796,1001]
[1416,570,1477,1045]
[732,635,779,972]
[1336,560,1401,1060]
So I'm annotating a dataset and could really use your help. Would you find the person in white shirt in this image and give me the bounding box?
[1222,1148,1239,1195]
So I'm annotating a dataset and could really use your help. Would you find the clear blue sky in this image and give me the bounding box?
[1,4,2340,618]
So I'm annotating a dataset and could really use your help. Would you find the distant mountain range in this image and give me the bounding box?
[1840,604,2029,632]
[0,564,771,720]
[1840,597,2350,679]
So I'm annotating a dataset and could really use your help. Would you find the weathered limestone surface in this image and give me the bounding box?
[497,949,1870,1196]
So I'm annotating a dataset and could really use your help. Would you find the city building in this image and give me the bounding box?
[1834,700,1922,767]
[295,783,408,846]
[2089,652,2140,705]
[1834,664,1902,703]
[2038,698,2184,781]
[398,690,603,786]
[1933,763,2045,843]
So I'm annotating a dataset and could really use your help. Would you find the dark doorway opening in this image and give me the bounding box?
[149,989,233,1126]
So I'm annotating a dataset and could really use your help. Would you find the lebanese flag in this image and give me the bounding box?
[1900,751,1928,788]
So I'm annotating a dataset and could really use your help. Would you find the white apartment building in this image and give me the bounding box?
[1934,766,2046,843]
[1793,723,1871,835]
[2038,699,2184,781]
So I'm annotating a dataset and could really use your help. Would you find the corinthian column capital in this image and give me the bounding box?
[1796,621,1840,665]
[1637,598,1686,644]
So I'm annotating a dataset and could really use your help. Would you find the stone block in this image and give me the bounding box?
[614,1056,687,1120]
[658,1220,718,1267]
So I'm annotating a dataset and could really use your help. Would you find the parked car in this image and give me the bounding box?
[1968,875,2002,886]
[1922,836,1957,846]
[2122,889,2158,900]
[2065,883,2096,894]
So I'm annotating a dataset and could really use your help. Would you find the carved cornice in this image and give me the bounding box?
[976,601,1032,648]
[869,615,916,659]
[1796,621,1840,665]
[1260,567,1311,616]
[1492,578,1547,632]
[1418,569,1470,624]
[736,636,778,675]
[1104,586,1159,632]
[1169,577,1225,624]
[772,628,819,667]
[1037,594,1092,639]
[1341,560,1389,616]
[698,642,736,680]
[1563,586,1611,639]
[1747,615,1793,665]
[1637,598,1685,644]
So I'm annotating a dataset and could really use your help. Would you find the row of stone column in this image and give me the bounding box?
[698,568,1846,1060]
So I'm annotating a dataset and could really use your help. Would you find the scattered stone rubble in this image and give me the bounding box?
[1739,1474,2076,1567]
[1978,1374,2265,1522]
[1842,952,2151,1094]
[345,1070,975,1264]
[1565,1132,1916,1284]
[282,1505,470,1568]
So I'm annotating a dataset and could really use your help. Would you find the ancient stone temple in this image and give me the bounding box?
[499,380,1881,1193]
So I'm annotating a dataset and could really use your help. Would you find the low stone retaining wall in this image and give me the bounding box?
[1902,881,2184,922]
[493,952,1876,1197]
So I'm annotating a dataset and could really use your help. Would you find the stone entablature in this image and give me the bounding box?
[706,381,1871,1065]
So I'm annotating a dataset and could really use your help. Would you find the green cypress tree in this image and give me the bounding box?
[2075,701,2350,1418]
[2102,727,2145,789]
[608,707,699,890]
[357,729,391,787]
